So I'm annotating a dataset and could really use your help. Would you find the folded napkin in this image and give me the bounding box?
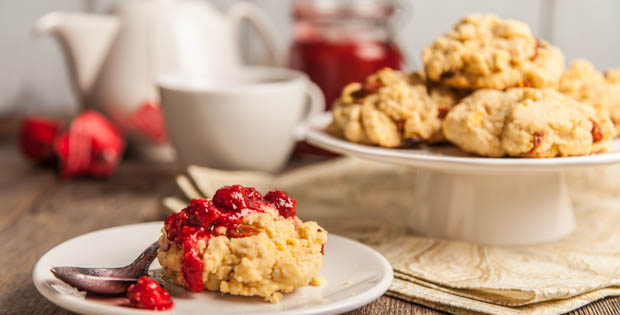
[164,159,620,314]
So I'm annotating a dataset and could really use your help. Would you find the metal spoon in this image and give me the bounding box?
[50,241,160,295]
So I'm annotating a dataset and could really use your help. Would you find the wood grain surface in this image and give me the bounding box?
[0,140,619,315]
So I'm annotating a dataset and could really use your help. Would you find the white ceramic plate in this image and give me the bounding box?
[304,115,620,173]
[33,222,392,315]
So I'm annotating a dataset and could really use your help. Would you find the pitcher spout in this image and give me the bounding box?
[35,12,120,98]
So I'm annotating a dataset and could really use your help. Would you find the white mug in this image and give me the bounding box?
[157,67,324,172]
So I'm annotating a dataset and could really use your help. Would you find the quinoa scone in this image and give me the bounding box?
[559,60,620,135]
[443,88,614,157]
[329,68,461,147]
[158,185,327,303]
[422,14,565,90]
[605,69,620,84]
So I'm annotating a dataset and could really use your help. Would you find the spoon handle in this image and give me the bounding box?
[124,241,161,278]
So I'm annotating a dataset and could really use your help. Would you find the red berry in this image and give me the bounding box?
[243,187,265,209]
[264,190,297,218]
[186,199,220,227]
[212,185,249,211]
[130,100,168,143]
[127,276,173,311]
[164,211,184,241]
[19,116,61,163]
[77,111,124,177]
[54,110,124,179]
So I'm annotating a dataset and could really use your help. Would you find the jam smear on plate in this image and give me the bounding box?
[127,276,173,311]
[163,185,297,292]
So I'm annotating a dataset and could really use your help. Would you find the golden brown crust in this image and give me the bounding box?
[329,68,462,147]
[423,14,565,90]
[443,88,614,157]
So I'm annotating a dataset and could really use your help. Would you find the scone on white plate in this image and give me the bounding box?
[559,59,620,135]
[158,185,327,303]
[443,88,614,158]
[329,68,462,148]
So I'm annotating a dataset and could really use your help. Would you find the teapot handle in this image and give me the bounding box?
[228,2,285,66]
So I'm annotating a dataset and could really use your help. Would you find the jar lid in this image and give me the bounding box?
[292,0,398,19]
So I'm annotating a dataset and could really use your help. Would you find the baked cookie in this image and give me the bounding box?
[158,185,326,303]
[443,88,614,157]
[559,60,620,135]
[330,68,461,148]
[423,14,565,90]
[605,69,620,84]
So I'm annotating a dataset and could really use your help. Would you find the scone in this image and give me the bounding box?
[158,185,327,303]
[423,14,565,90]
[443,88,614,157]
[329,68,462,147]
[605,69,620,84]
[559,60,620,135]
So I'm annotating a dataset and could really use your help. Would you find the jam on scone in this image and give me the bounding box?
[157,185,327,303]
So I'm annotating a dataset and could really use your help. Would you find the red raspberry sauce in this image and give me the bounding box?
[163,185,297,292]
[127,276,173,311]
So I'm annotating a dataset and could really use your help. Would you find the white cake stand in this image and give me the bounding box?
[303,116,620,245]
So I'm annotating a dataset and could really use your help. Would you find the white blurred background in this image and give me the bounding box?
[1,0,618,117]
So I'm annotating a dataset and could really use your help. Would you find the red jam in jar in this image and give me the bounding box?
[289,0,405,108]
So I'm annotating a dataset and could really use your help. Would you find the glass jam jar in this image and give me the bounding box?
[289,0,405,109]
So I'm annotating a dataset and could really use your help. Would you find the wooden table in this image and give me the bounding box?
[1,139,619,315]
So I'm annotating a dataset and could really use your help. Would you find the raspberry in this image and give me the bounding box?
[129,100,168,143]
[127,276,173,310]
[243,187,264,209]
[212,185,249,211]
[264,190,297,218]
[54,110,124,179]
[186,199,220,227]
[19,116,61,163]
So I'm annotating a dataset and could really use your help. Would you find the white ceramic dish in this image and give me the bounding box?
[33,222,392,315]
[305,115,620,174]
[303,114,620,245]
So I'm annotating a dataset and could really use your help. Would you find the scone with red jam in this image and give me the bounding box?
[157,185,327,303]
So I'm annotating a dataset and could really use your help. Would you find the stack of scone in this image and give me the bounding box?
[329,14,620,158]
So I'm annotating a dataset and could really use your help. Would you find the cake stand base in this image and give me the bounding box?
[409,170,576,245]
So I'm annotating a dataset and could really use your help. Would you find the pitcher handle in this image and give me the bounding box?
[228,2,285,66]
[294,79,325,140]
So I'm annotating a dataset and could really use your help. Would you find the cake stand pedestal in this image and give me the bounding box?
[409,170,574,244]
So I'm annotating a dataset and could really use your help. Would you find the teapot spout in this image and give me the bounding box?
[35,12,119,98]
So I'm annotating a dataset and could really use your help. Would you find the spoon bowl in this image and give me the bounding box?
[50,241,160,295]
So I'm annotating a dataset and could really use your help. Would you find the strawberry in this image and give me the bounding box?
[19,116,61,163]
[54,110,125,179]
[130,100,168,143]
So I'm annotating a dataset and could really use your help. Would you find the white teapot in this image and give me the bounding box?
[36,0,284,159]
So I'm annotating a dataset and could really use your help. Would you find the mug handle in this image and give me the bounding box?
[294,80,325,140]
[228,2,285,66]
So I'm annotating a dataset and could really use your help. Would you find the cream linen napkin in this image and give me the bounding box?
[164,158,620,314]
